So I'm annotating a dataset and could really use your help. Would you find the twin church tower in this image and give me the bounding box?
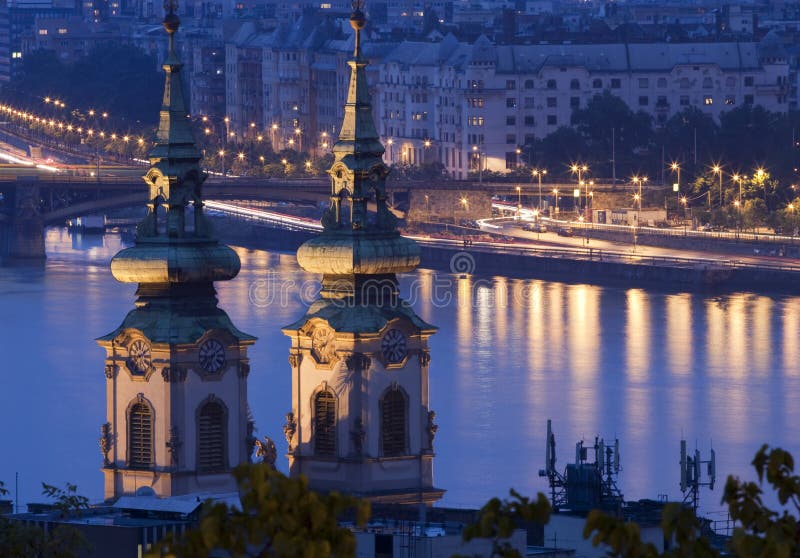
[97,0,442,505]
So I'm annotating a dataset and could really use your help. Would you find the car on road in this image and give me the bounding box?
[556,226,573,237]
[522,222,547,233]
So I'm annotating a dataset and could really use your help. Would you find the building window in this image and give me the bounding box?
[639,96,648,106]
[725,95,735,105]
[11,52,21,59]
[468,98,484,108]
[198,399,226,472]
[611,78,621,89]
[546,79,557,89]
[506,98,517,108]
[506,116,516,126]
[680,95,690,106]
[638,78,649,88]
[469,80,484,89]
[546,97,557,108]
[524,134,535,145]
[570,79,580,90]
[506,79,516,90]
[745,76,754,87]
[524,115,535,127]
[506,152,517,169]
[592,78,602,89]
[38,29,48,35]
[704,96,713,105]
[381,389,407,456]
[547,115,557,126]
[570,97,580,108]
[506,134,516,144]
[468,116,484,126]
[703,77,713,89]
[524,79,534,89]
[128,400,153,469]
[657,77,667,88]
[57,28,67,34]
[314,390,336,457]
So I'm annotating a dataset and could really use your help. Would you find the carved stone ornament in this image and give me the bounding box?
[99,422,113,467]
[345,352,372,372]
[246,420,257,462]
[104,364,118,379]
[238,361,251,378]
[288,352,302,368]
[166,426,181,469]
[283,411,297,453]
[418,350,431,367]
[426,410,438,453]
[161,366,187,383]
[350,417,366,456]
[255,436,277,470]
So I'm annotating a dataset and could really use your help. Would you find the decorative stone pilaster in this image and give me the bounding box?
[238,361,251,378]
[288,352,302,368]
[419,350,431,366]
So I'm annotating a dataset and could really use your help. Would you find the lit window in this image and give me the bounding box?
[704,96,713,105]
[38,29,48,35]
[58,28,67,34]
[320,2,331,7]
[11,52,21,59]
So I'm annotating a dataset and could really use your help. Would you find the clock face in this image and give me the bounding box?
[128,340,151,374]
[311,327,336,364]
[199,339,226,373]
[381,329,408,364]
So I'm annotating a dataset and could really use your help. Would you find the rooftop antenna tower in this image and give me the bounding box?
[539,420,623,513]
[680,439,716,512]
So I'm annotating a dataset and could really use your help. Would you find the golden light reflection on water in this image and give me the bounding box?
[727,296,748,378]
[783,298,800,376]
[751,296,773,377]
[545,282,566,372]
[705,298,726,377]
[625,289,650,380]
[665,294,692,375]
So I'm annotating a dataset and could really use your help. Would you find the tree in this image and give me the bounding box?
[571,92,653,177]
[148,464,370,558]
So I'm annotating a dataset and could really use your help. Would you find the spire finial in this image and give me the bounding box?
[349,0,366,57]
[163,0,180,34]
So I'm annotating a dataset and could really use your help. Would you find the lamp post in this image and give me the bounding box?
[571,163,589,216]
[680,196,688,235]
[423,139,431,166]
[386,138,394,164]
[734,199,742,238]
[755,167,766,202]
[631,175,647,252]
[516,185,522,219]
[712,164,723,206]
[532,168,547,212]
[789,203,796,243]
[271,123,278,150]
[472,145,482,184]
[218,149,226,183]
[515,147,522,168]
[670,162,681,192]
[552,188,559,217]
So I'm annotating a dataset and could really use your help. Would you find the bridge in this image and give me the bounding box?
[0,165,667,259]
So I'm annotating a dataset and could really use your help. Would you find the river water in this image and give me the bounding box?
[1,227,799,517]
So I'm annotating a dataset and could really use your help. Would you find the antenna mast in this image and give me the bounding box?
[679,439,716,512]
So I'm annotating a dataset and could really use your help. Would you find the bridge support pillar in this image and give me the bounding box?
[3,215,45,259]
[2,181,46,260]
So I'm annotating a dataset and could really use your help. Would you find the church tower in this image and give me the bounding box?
[282,0,443,505]
[97,2,256,500]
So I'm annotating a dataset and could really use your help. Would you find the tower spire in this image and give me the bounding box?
[296,0,419,302]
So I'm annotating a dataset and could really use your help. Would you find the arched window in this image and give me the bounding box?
[314,390,337,456]
[129,401,153,469]
[198,399,227,472]
[381,388,407,457]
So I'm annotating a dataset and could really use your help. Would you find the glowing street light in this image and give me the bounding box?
[532,168,547,212]
[712,164,723,206]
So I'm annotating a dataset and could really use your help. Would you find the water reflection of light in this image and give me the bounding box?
[415,269,435,324]
[783,298,800,376]
[546,282,565,372]
[493,277,508,346]
[567,284,600,380]
[705,299,726,377]
[665,294,692,376]
[751,296,772,376]
[726,296,748,378]
[625,289,650,380]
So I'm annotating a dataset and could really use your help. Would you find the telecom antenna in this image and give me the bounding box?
[679,439,716,511]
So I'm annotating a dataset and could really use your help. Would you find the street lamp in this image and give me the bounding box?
[423,139,431,166]
[755,167,767,201]
[386,138,394,164]
[680,196,688,235]
[472,145,482,184]
[552,188,560,217]
[516,185,522,219]
[570,163,589,216]
[218,149,226,181]
[734,199,742,238]
[532,168,547,212]
[712,164,723,206]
